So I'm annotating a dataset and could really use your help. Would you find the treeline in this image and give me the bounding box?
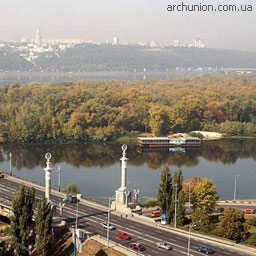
[0,75,256,143]
[2,43,256,72]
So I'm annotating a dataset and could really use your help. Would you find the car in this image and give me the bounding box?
[151,210,161,218]
[116,231,131,240]
[198,246,215,254]
[130,242,146,251]
[217,207,224,213]
[242,209,254,214]
[101,222,116,230]
[63,194,78,204]
[156,242,172,251]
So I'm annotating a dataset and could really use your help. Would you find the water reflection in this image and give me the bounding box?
[0,139,256,200]
[0,139,256,170]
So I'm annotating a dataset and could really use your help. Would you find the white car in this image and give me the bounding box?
[156,242,172,251]
[101,222,116,230]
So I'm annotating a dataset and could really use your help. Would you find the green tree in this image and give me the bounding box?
[34,197,53,256]
[157,166,172,214]
[169,169,183,221]
[176,190,185,226]
[217,208,248,241]
[10,185,35,256]
[191,178,219,214]
[191,208,211,232]
[62,183,80,194]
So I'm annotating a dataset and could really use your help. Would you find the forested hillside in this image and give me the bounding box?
[1,43,256,72]
[0,75,256,143]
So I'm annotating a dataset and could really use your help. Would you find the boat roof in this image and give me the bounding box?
[138,137,169,140]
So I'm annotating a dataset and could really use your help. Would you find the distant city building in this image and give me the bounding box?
[150,40,158,48]
[34,28,42,45]
[173,40,181,47]
[138,41,147,47]
[192,38,206,48]
[112,37,119,45]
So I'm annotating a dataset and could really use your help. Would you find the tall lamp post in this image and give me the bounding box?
[9,152,12,176]
[74,200,79,256]
[234,174,240,201]
[187,221,200,256]
[57,166,61,192]
[107,196,115,248]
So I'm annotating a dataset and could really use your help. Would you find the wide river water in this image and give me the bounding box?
[0,139,255,203]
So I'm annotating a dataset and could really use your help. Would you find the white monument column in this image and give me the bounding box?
[44,152,52,203]
[120,144,128,190]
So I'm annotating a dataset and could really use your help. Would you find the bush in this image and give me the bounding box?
[144,197,159,208]
[189,132,204,140]
[245,234,256,246]
[247,217,256,227]
[62,183,80,194]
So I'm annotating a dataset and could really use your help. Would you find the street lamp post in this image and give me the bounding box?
[57,166,61,192]
[134,189,139,204]
[9,152,12,176]
[74,200,79,256]
[107,196,115,248]
[187,221,200,256]
[234,174,240,201]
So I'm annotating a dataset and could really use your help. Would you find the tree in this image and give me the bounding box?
[191,209,211,232]
[176,190,185,226]
[217,208,248,241]
[183,177,202,201]
[157,166,172,214]
[191,178,219,214]
[34,197,53,256]
[169,169,183,221]
[149,105,170,136]
[10,185,35,256]
[62,183,80,194]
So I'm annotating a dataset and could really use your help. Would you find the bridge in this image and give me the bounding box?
[0,174,255,256]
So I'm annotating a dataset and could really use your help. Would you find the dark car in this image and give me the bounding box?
[217,207,224,213]
[198,246,215,254]
[63,194,78,204]
[130,242,146,251]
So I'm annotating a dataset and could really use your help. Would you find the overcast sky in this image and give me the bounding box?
[0,0,255,52]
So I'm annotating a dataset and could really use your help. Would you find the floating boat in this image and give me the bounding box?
[137,136,201,148]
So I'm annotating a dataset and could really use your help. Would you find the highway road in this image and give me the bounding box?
[0,177,255,256]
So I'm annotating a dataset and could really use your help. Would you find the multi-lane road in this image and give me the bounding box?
[0,177,255,256]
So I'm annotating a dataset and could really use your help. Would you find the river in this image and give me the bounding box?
[0,139,255,203]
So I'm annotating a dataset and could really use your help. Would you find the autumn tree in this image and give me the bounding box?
[191,178,219,214]
[217,208,248,241]
[149,105,170,136]
[157,166,172,214]
[183,177,202,201]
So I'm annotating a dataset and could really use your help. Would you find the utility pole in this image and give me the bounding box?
[57,165,61,192]
[234,174,240,201]
[9,152,12,176]
[188,183,191,210]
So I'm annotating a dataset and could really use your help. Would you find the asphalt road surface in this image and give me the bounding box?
[0,178,254,256]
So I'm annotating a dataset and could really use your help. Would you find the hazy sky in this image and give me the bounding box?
[0,0,255,52]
